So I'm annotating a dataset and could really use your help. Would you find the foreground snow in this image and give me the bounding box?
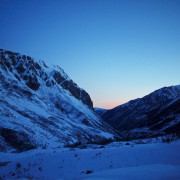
[0,141,180,179]
[83,164,180,180]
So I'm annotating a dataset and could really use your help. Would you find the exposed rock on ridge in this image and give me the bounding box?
[0,49,93,108]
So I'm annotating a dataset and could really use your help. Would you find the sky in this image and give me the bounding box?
[0,0,180,109]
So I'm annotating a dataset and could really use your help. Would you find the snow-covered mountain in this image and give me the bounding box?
[101,85,180,139]
[0,49,119,152]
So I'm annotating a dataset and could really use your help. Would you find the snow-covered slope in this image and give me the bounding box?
[101,85,180,139]
[0,49,119,152]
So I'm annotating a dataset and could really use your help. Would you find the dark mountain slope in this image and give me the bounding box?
[101,85,180,139]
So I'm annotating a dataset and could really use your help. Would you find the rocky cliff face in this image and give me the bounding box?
[0,49,93,108]
[0,49,119,152]
[101,85,180,139]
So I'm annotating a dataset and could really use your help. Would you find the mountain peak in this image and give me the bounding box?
[0,49,93,108]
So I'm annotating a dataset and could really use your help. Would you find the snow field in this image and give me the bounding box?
[0,141,180,179]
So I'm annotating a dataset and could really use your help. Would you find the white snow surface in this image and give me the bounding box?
[0,141,180,179]
[84,164,180,180]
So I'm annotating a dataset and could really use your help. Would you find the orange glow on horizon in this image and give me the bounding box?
[95,100,128,110]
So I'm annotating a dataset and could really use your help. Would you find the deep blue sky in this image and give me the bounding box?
[0,0,180,108]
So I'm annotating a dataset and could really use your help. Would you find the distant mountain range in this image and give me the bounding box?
[94,108,107,116]
[0,49,119,152]
[97,85,180,140]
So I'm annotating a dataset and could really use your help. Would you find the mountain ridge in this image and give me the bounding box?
[0,48,93,108]
[100,85,180,139]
